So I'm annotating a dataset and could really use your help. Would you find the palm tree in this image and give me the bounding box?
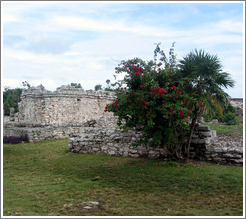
[176,49,235,157]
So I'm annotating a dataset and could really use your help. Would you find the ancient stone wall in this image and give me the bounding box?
[17,85,115,124]
[4,116,118,142]
[68,121,243,165]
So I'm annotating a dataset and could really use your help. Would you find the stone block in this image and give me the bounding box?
[199,131,211,137]
[123,152,129,157]
[211,130,217,138]
[197,125,210,131]
[212,157,226,163]
[108,150,116,155]
[231,159,243,164]
[68,143,73,149]
[129,154,139,158]
[223,153,235,158]
[213,148,224,153]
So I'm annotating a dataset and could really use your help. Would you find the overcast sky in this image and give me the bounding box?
[1,1,244,98]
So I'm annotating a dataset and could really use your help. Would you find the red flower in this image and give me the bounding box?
[150,87,156,92]
[135,72,141,76]
[180,111,184,118]
[141,83,145,87]
[144,101,149,105]
[105,104,109,112]
[199,101,205,109]
[158,88,165,96]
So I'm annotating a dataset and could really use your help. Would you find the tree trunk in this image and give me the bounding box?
[185,107,199,159]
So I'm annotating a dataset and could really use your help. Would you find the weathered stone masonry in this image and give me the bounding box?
[69,119,243,165]
[17,85,115,124]
[3,85,115,142]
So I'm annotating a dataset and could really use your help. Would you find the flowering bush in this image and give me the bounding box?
[106,44,204,159]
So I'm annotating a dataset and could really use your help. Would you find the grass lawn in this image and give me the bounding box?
[202,121,243,137]
[3,138,243,216]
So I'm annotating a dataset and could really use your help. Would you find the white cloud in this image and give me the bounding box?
[52,15,189,38]
[3,49,58,63]
[2,79,22,89]
[210,20,243,34]
[2,15,19,23]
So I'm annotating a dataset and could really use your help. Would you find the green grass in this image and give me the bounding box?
[202,122,243,136]
[3,139,243,216]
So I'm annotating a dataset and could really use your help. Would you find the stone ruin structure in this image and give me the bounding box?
[3,85,115,142]
[3,85,243,165]
[17,84,115,124]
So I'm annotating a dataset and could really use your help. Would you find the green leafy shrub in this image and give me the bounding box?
[3,87,23,116]
[106,44,204,159]
[223,112,238,125]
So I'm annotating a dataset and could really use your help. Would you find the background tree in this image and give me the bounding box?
[176,49,235,156]
[3,81,32,116]
[22,81,31,89]
[70,83,82,88]
[177,49,235,120]
[106,79,111,87]
[94,84,103,91]
[3,87,23,116]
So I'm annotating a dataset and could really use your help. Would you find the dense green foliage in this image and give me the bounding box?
[223,112,238,125]
[3,87,23,116]
[70,83,82,88]
[177,49,235,121]
[3,139,243,216]
[106,45,203,159]
[94,84,103,91]
[106,44,235,159]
